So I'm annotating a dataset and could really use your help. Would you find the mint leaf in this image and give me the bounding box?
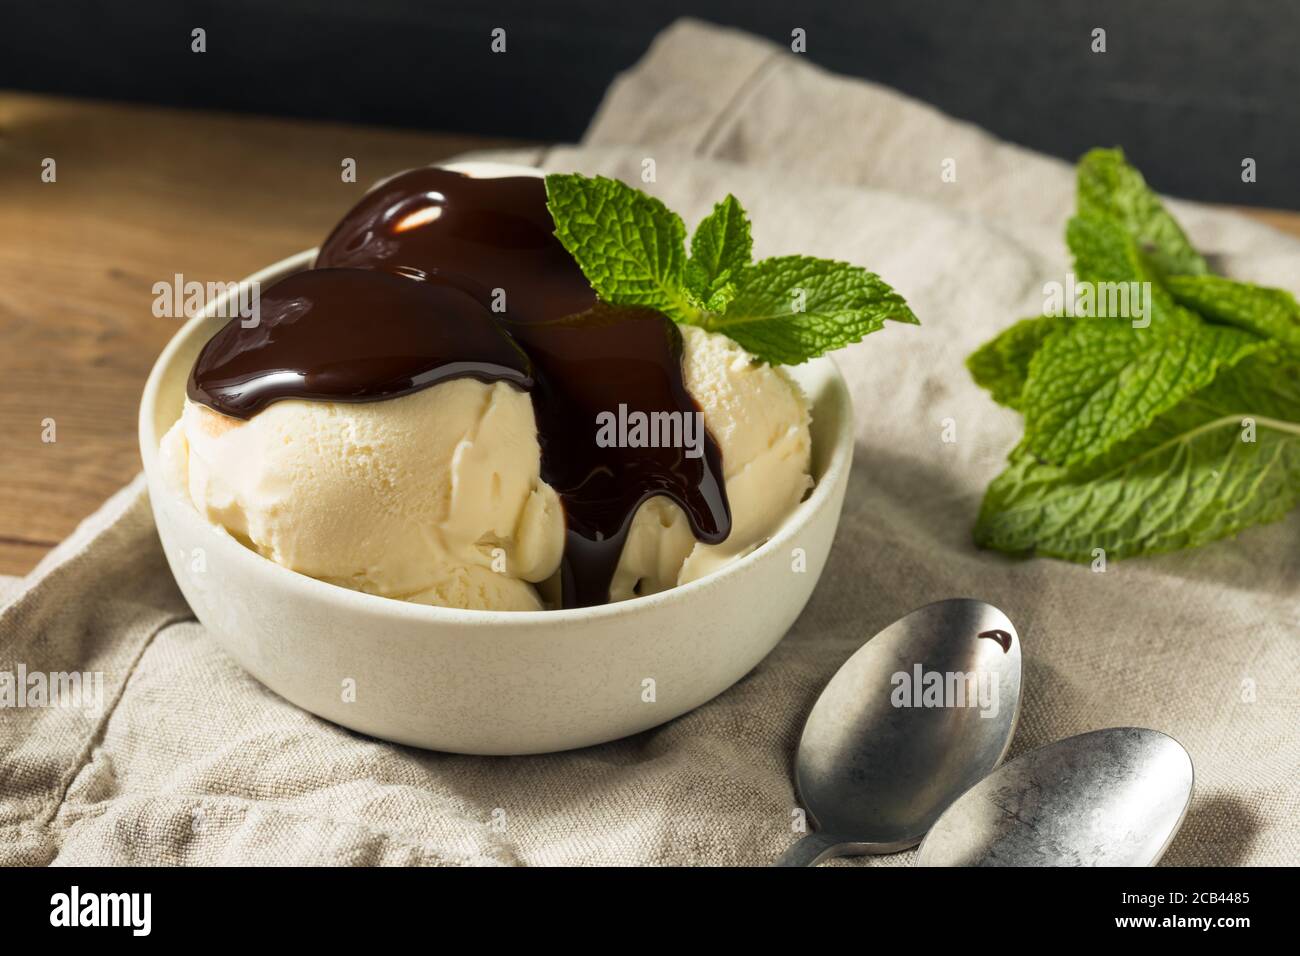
[1067,214,1169,297]
[975,352,1300,559]
[966,315,1065,410]
[1029,213,1264,468]
[1020,308,1264,468]
[686,194,752,306]
[703,256,918,365]
[1076,148,1208,277]
[544,173,699,323]
[1167,274,1300,353]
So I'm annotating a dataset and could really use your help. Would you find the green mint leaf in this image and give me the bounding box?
[1167,274,1300,353]
[1020,308,1265,468]
[966,315,1066,410]
[1066,214,1168,295]
[544,173,700,323]
[702,255,918,365]
[975,351,1300,559]
[1076,147,1208,277]
[685,194,752,304]
[1030,214,1262,468]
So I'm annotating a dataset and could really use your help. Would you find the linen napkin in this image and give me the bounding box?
[2,18,1296,866]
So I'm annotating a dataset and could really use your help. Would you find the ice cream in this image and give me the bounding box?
[162,166,813,611]
[161,379,563,611]
[161,322,810,610]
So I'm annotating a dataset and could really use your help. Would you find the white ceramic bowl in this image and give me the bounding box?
[138,169,854,755]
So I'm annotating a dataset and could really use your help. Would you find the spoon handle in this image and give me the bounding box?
[774,831,844,867]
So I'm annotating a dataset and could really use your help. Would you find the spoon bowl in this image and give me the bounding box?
[916,727,1194,866]
[778,598,1022,865]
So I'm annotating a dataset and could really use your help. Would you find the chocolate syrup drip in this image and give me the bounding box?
[507,303,728,608]
[189,169,730,607]
[978,629,1013,653]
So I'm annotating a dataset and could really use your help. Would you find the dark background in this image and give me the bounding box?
[3,0,1297,208]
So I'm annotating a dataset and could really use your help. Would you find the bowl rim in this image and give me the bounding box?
[140,242,854,629]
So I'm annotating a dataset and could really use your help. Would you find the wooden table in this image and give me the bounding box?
[2,92,1298,576]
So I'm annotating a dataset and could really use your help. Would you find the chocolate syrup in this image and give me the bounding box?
[978,629,1013,653]
[187,268,532,417]
[317,167,597,324]
[189,169,730,607]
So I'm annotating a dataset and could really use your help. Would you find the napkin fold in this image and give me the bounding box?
[2,18,1297,866]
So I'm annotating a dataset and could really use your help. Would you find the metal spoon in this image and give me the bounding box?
[916,727,1194,866]
[776,598,1022,866]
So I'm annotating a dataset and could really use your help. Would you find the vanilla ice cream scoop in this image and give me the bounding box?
[161,377,564,611]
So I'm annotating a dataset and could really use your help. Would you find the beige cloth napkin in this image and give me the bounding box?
[2,18,1297,866]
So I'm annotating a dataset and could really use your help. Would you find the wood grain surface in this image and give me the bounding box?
[1,91,1297,576]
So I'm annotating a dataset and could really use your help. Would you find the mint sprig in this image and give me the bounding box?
[544,173,917,364]
[975,350,1300,559]
[968,147,1300,561]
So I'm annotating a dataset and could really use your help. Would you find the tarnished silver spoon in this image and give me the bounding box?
[776,598,1022,866]
[916,727,1194,866]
